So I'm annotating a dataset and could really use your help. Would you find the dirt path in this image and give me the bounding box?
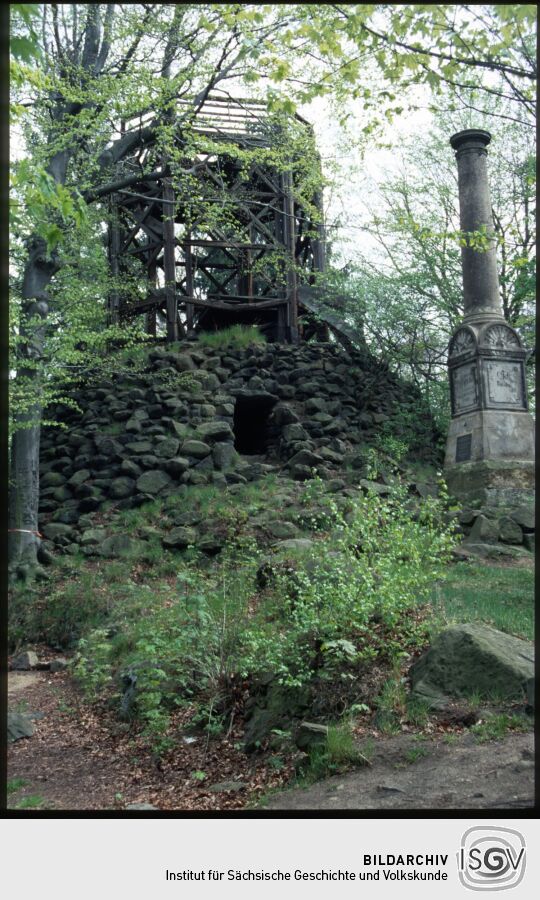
[7,667,293,811]
[264,731,534,810]
[8,667,534,812]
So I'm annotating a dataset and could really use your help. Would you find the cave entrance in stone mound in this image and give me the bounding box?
[234,396,277,455]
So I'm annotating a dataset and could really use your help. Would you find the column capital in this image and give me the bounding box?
[450,129,492,156]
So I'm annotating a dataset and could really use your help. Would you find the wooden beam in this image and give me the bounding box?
[184,230,195,333]
[107,196,121,325]
[282,171,298,341]
[163,178,179,342]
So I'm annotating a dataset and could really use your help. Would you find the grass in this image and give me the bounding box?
[404,745,429,763]
[14,794,47,809]
[297,725,373,784]
[434,561,533,639]
[471,713,531,743]
[196,324,266,351]
[7,778,29,794]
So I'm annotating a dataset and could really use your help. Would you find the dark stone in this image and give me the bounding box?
[498,516,523,545]
[135,470,171,495]
[99,534,139,558]
[41,471,66,488]
[212,442,238,471]
[8,711,34,742]
[244,681,311,752]
[181,439,211,459]
[11,650,39,669]
[78,496,100,513]
[208,781,248,793]
[511,504,535,532]
[288,450,325,469]
[410,623,534,705]
[467,514,499,544]
[294,721,328,752]
[197,535,224,555]
[50,657,68,672]
[109,477,135,500]
[154,437,180,459]
[162,527,197,550]
[126,440,154,455]
[163,457,190,478]
[195,421,234,442]
[120,459,142,478]
[80,527,107,546]
[42,522,75,541]
[267,521,298,540]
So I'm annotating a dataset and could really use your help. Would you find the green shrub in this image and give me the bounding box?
[70,478,455,745]
[197,324,266,350]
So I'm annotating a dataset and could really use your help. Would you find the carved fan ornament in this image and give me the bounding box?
[450,328,475,357]
[483,324,520,350]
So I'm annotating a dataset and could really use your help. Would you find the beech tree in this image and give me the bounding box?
[9,4,537,570]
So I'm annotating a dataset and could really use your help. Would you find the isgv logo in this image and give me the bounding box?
[458,826,526,891]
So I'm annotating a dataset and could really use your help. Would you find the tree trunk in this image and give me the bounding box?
[8,236,59,569]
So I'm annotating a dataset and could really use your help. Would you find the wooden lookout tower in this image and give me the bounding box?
[107,96,327,344]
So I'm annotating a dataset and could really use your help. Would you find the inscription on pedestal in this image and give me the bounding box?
[484,360,525,409]
[452,363,479,414]
[455,433,472,462]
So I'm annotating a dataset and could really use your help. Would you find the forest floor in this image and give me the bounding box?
[8,646,534,812]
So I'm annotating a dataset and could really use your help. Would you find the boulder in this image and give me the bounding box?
[163,457,190,478]
[359,479,391,496]
[120,459,142,478]
[283,424,309,443]
[294,721,328,752]
[162,527,197,550]
[288,449,324,469]
[244,681,311,752]
[410,623,534,706]
[126,440,154,455]
[109,477,135,500]
[50,657,68,673]
[11,650,38,670]
[466,515,500,544]
[273,538,315,553]
[67,469,91,487]
[208,781,248,793]
[99,534,139,558]
[195,421,234,443]
[80,528,107,546]
[7,711,34,742]
[181,439,211,459]
[154,437,180,459]
[510,504,535,532]
[212,442,238,471]
[41,471,66,488]
[197,534,224,555]
[135,470,171,495]
[498,516,523,545]
[267,521,298,540]
[42,522,75,541]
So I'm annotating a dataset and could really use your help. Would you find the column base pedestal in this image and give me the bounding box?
[444,459,535,506]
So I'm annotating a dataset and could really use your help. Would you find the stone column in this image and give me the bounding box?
[450,129,503,324]
[444,129,534,507]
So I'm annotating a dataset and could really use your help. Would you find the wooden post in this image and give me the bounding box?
[184,231,195,334]
[107,196,121,326]
[146,260,157,336]
[312,186,326,275]
[283,170,298,343]
[163,178,179,342]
